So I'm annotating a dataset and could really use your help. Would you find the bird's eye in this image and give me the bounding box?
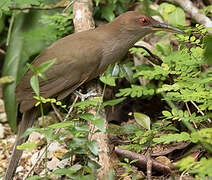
[137,17,151,26]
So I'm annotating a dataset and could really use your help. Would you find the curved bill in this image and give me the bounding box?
[152,23,185,34]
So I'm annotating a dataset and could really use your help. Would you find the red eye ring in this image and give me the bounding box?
[138,17,151,26]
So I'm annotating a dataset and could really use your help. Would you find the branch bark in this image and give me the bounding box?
[9,5,66,11]
[172,0,212,32]
[72,1,112,179]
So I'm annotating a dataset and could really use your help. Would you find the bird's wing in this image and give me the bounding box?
[16,31,102,113]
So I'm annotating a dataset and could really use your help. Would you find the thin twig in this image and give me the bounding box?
[23,144,50,179]
[63,0,78,13]
[64,95,79,121]
[0,48,6,54]
[190,100,211,122]
[51,103,63,122]
[185,102,198,129]
[24,96,78,179]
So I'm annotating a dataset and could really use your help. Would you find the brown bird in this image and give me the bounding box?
[4,11,183,180]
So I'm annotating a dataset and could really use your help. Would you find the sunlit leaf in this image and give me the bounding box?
[17,142,37,152]
[30,75,40,97]
[87,140,99,156]
[134,112,151,130]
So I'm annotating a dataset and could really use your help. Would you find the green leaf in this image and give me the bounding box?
[120,64,134,83]
[80,113,95,121]
[111,63,120,76]
[101,4,115,22]
[21,127,43,138]
[30,75,40,97]
[99,75,116,86]
[26,175,42,180]
[37,58,57,73]
[153,132,191,144]
[167,7,185,26]
[103,97,126,106]
[162,110,172,117]
[90,117,106,132]
[48,122,73,129]
[3,10,57,131]
[120,124,142,134]
[204,35,212,65]
[134,112,151,130]
[53,165,82,176]
[0,14,5,33]
[74,99,99,109]
[88,160,101,169]
[17,142,37,152]
[87,140,99,156]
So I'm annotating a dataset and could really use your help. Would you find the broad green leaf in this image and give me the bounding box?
[88,160,101,169]
[120,64,134,83]
[120,124,142,134]
[30,75,40,97]
[48,122,73,129]
[26,175,41,180]
[80,113,95,121]
[37,58,57,73]
[69,137,88,149]
[21,127,44,138]
[101,4,115,22]
[27,63,37,73]
[53,165,82,176]
[159,3,185,26]
[17,142,37,152]
[111,63,120,76]
[0,14,5,33]
[3,13,25,131]
[99,75,116,86]
[167,7,185,26]
[134,112,151,130]
[204,35,212,65]
[70,164,82,172]
[162,110,172,117]
[3,10,58,131]
[103,97,126,106]
[87,140,99,156]
[90,117,106,132]
[159,3,176,19]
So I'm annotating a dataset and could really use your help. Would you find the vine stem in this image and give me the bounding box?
[6,12,15,46]
[185,102,198,129]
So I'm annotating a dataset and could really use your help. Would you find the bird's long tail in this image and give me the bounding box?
[4,108,38,180]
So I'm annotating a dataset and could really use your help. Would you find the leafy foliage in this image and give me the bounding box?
[177,157,212,179]
[159,2,186,26]
[114,21,212,178]
[1,0,212,179]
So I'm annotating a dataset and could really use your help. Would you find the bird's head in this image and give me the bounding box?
[115,11,184,36]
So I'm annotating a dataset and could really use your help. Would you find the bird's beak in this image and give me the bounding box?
[152,22,185,34]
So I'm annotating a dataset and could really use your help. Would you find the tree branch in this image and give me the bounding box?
[9,5,66,11]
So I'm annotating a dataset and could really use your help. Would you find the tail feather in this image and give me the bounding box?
[4,108,38,180]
